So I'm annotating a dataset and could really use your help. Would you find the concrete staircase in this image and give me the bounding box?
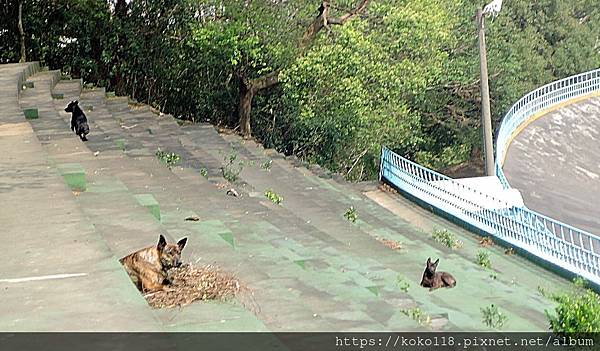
[0,62,574,331]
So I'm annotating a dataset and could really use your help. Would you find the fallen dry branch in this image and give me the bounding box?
[144,264,256,311]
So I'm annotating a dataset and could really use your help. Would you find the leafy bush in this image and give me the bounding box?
[155,148,180,170]
[264,189,283,205]
[543,278,600,333]
[7,0,599,182]
[481,304,508,329]
[431,228,463,249]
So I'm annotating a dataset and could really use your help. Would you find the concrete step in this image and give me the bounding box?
[88,92,570,330]
[0,66,163,331]
[55,79,436,330]
[20,71,268,330]
[108,106,573,330]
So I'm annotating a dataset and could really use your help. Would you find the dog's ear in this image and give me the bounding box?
[433,258,440,267]
[74,100,79,105]
[177,237,187,251]
[426,257,431,266]
[157,234,167,251]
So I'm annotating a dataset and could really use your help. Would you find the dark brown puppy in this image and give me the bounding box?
[420,258,456,291]
[120,234,187,293]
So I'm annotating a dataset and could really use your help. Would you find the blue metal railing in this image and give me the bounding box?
[495,69,600,187]
[379,68,600,284]
[380,147,600,285]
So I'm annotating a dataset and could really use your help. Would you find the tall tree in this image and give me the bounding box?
[236,0,370,138]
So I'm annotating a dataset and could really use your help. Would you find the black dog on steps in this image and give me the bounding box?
[65,100,89,141]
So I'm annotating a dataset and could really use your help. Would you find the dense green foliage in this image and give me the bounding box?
[1,0,598,179]
[543,278,600,333]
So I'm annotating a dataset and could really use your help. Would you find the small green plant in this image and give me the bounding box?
[221,151,244,183]
[476,250,492,269]
[265,189,283,205]
[396,276,410,293]
[200,168,208,178]
[260,159,273,171]
[400,307,431,327]
[431,228,463,249]
[344,206,358,223]
[115,139,126,151]
[155,148,181,170]
[481,304,508,329]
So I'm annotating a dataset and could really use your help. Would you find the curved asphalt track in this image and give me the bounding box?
[503,95,600,236]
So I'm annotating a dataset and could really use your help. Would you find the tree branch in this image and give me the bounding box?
[250,70,280,92]
[301,0,370,49]
[329,0,370,24]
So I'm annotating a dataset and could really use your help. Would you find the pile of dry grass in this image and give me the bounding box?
[479,237,494,247]
[380,183,398,194]
[376,237,402,250]
[144,264,251,309]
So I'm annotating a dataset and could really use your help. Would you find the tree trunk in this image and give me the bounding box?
[18,0,26,63]
[238,70,279,138]
[239,79,254,138]
[112,0,128,93]
[236,0,370,138]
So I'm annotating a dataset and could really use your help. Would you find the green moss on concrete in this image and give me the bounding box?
[294,260,306,270]
[23,81,34,89]
[86,179,128,193]
[219,232,235,248]
[51,93,64,99]
[57,163,86,191]
[115,139,126,151]
[134,194,160,221]
[23,108,38,120]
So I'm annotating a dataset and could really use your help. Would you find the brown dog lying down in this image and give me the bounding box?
[120,234,187,293]
[420,257,456,291]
